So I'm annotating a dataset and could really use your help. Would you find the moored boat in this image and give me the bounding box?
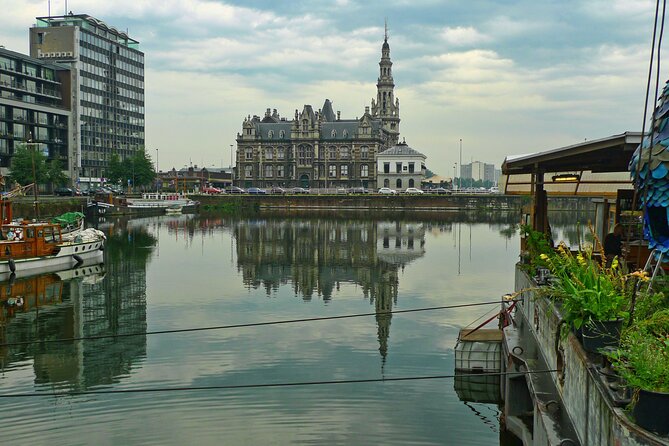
[86,191,198,216]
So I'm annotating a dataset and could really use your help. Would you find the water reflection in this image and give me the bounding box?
[0,220,156,391]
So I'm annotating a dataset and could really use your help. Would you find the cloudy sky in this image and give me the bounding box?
[0,0,659,176]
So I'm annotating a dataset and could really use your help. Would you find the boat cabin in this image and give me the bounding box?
[0,222,63,259]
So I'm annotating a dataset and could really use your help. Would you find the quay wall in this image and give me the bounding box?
[514,268,668,446]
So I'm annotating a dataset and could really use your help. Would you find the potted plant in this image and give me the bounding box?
[540,243,633,352]
[607,309,669,435]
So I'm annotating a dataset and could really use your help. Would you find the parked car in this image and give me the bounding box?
[269,187,286,195]
[288,187,310,194]
[54,187,75,196]
[348,187,369,194]
[247,187,267,195]
[202,186,223,194]
[378,187,397,195]
[88,187,112,196]
[226,186,245,194]
[404,187,424,194]
[433,187,451,195]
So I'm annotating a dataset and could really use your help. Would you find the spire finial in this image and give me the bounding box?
[384,18,388,41]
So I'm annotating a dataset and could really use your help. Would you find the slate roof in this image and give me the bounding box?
[379,142,425,157]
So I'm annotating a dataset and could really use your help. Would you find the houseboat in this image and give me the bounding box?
[86,192,199,217]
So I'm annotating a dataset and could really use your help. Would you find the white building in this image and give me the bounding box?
[376,140,426,191]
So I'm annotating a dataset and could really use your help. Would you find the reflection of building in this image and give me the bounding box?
[234,219,425,364]
[235,33,400,190]
[0,224,152,389]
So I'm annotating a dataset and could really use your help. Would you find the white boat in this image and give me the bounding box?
[164,204,183,214]
[87,192,199,216]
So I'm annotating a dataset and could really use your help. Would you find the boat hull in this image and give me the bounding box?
[0,239,104,278]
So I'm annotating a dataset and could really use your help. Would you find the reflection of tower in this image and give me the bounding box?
[233,218,426,364]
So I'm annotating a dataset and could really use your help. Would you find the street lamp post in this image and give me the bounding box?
[459,138,462,192]
[453,163,457,190]
[230,144,234,187]
[24,133,40,219]
[155,148,159,192]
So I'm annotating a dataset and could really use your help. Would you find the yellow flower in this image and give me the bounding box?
[611,257,619,270]
[540,254,549,260]
[630,270,650,282]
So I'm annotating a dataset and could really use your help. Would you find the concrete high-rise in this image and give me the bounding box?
[0,48,72,178]
[29,14,144,189]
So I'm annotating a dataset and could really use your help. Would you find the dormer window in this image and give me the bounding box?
[267,130,274,138]
[342,129,349,138]
[302,120,308,131]
[279,130,285,138]
[331,129,337,138]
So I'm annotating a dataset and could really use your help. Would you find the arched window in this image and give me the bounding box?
[265,147,273,160]
[396,178,402,188]
[279,130,285,138]
[277,147,285,160]
[264,165,273,177]
[361,164,369,177]
[245,148,253,160]
[409,179,415,187]
[244,165,253,178]
[331,129,337,138]
[342,129,349,138]
[328,146,337,160]
[360,146,369,159]
[340,146,349,159]
[267,130,274,139]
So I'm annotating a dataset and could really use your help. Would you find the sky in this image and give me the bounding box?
[0,0,660,176]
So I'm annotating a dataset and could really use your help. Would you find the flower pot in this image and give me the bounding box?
[633,388,669,435]
[578,319,623,353]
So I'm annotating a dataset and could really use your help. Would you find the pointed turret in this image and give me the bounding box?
[371,23,400,146]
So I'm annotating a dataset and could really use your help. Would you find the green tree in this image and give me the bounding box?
[46,159,68,188]
[106,154,125,185]
[131,149,156,189]
[9,145,48,186]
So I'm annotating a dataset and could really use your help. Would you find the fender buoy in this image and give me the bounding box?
[8,258,15,273]
[72,254,83,268]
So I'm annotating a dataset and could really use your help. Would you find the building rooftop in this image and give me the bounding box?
[379,141,425,157]
[34,14,140,49]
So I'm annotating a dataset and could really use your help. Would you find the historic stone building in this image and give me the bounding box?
[235,33,400,189]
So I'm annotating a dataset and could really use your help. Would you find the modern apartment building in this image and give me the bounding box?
[29,13,145,189]
[0,47,71,177]
[461,161,495,182]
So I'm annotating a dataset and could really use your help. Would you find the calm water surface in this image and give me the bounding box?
[0,212,525,446]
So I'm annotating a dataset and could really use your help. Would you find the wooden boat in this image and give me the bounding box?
[0,198,105,277]
[86,192,199,217]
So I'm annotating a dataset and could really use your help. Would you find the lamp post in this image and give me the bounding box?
[155,148,159,192]
[453,163,457,190]
[459,138,462,192]
[24,132,40,218]
[230,144,234,187]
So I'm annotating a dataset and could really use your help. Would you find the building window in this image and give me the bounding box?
[329,165,337,178]
[245,148,253,160]
[264,165,273,177]
[277,147,284,160]
[298,144,312,166]
[267,130,274,139]
[328,146,337,160]
[384,178,389,187]
[244,165,253,178]
[343,129,349,138]
[361,164,369,177]
[277,165,284,178]
[396,162,402,173]
[384,162,390,174]
[331,129,337,138]
[302,120,308,131]
[361,146,369,159]
[279,130,285,138]
[265,148,273,160]
[340,146,349,159]
[396,178,402,188]
[409,179,415,187]
[409,162,415,173]
[341,165,348,176]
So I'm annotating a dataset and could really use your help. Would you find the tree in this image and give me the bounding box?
[46,159,68,188]
[9,145,48,187]
[106,149,156,190]
[106,154,125,185]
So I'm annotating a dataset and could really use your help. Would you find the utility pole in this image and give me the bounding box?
[459,138,462,191]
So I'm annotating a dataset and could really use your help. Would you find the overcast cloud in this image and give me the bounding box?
[0,0,658,175]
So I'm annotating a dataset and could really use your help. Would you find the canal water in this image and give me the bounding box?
[0,212,528,445]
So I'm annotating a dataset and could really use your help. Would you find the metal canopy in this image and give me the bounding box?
[502,132,642,175]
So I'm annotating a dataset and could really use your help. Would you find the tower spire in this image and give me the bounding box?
[371,21,400,146]
[384,18,388,41]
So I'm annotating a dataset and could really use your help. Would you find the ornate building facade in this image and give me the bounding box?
[235,34,401,189]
